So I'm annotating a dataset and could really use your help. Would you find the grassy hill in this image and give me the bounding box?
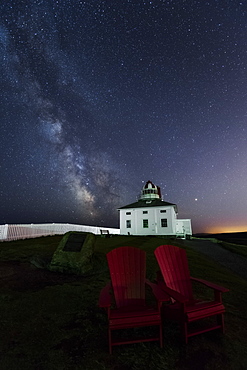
[0,234,246,370]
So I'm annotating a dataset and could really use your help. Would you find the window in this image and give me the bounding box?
[143,219,149,228]
[143,210,148,214]
[161,218,167,227]
[143,189,158,195]
[160,210,166,213]
[126,212,131,215]
[126,220,131,228]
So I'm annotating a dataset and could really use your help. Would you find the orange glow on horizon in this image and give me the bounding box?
[206,225,247,234]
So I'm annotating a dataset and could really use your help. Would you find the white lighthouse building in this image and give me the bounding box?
[118,180,192,237]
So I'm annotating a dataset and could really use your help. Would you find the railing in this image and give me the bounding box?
[0,223,120,242]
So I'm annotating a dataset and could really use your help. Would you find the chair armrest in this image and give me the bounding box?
[190,277,229,293]
[145,279,170,303]
[98,281,112,308]
[156,279,188,303]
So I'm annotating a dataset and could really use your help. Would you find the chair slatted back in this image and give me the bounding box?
[107,246,146,308]
[155,245,194,302]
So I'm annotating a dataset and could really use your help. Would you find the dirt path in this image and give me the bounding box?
[182,239,247,280]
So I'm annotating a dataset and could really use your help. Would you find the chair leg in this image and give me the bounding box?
[181,322,188,344]
[217,313,225,333]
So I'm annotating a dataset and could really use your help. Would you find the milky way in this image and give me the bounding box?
[1,1,247,232]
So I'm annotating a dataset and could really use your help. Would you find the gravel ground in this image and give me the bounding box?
[181,239,247,280]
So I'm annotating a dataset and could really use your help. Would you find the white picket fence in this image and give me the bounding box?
[0,223,120,242]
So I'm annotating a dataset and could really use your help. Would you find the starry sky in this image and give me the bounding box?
[1,0,247,234]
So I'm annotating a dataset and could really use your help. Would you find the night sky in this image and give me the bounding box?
[1,1,247,233]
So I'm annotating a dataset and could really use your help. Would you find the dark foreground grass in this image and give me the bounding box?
[0,235,247,370]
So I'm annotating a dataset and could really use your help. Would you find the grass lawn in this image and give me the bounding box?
[218,240,247,258]
[0,234,246,370]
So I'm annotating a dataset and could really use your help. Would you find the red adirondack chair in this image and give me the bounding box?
[155,245,229,343]
[99,246,170,353]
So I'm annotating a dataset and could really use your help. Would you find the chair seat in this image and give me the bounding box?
[109,306,161,329]
[168,300,225,320]
[186,301,225,321]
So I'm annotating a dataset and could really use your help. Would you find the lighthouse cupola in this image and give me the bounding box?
[140,180,162,200]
